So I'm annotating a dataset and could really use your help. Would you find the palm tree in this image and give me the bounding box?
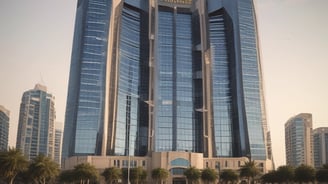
[73,163,99,184]
[220,169,238,184]
[139,168,147,184]
[59,170,76,184]
[201,168,217,184]
[316,164,328,183]
[130,167,147,184]
[102,167,122,184]
[275,165,294,184]
[0,148,28,184]
[122,167,147,184]
[294,164,315,184]
[239,161,260,184]
[261,170,278,184]
[184,166,201,184]
[28,154,60,184]
[151,168,169,184]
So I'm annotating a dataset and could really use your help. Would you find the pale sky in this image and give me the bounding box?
[0,0,327,168]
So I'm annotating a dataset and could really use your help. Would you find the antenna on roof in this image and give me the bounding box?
[39,72,46,86]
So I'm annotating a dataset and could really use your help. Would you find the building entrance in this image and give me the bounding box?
[172,178,186,184]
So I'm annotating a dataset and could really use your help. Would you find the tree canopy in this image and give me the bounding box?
[294,164,315,183]
[0,148,28,184]
[59,170,76,183]
[220,169,238,184]
[316,164,328,183]
[184,166,201,184]
[73,163,99,184]
[275,165,294,183]
[122,167,147,184]
[28,154,60,184]
[261,170,278,184]
[201,168,217,184]
[239,161,260,184]
[151,168,169,184]
[102,167,122,184]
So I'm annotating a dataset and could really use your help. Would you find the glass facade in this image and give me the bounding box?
[209,11,233,157]
[115,4,145,156]
[64,0,271,164]
[206,0,268,160]
[292,119,305,165]
[155,8,194,152]
[156,10,174,151]
[74,0,111,154]
[237,0,266,161]
[313,133,321,168]
[63,0,112,158]
[112,2,149,156]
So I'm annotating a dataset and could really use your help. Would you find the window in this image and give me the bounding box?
[171,158,190,167]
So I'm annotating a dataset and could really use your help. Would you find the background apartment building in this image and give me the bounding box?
[285,113,313,167]
[313,127,328,168]
[16,84,56,160]
[0,105,10,151]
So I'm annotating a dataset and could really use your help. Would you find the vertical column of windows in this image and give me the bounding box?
[114,5,141,156]
[209,13,233,157]
[156,10,174,151]
[288,119,306,166]
[31,94,40,159]
[39,92,49,156]
[238,0,266,160]
[175,13,193,151]
[313,133,321,168]
[74,0,111,154]
[155,9,194,152]
[294,120,305,165]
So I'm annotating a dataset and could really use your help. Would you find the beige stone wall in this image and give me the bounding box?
[63,152,272,184]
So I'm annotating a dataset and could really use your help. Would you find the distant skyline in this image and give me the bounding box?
[0,0,327,167]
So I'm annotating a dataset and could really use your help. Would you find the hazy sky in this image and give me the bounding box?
[0,0,327,168]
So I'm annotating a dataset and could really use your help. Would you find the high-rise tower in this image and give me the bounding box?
[63,0,273,175]
[313,127,328,168]
[16,84,56,160]
[0,105,10,151]
[285,113,313,167]
[62,0,112,160]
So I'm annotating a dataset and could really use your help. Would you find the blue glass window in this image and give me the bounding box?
[114,4,142,156]
[238,0,266,160]
[171,158,190,167]
[155,9,194,152]
[73,0,111,154]
[209,12,233,157]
